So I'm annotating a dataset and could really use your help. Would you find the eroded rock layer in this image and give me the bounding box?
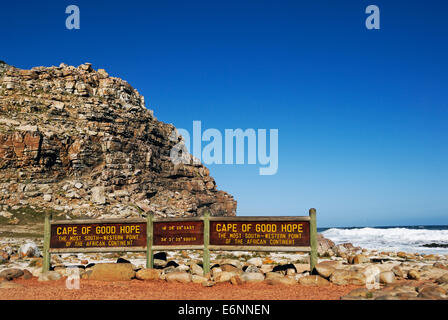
[0,61,236,219]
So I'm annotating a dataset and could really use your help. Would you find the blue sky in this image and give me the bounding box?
[1,1,447,227]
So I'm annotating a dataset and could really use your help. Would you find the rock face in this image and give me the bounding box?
[0,61,236,218]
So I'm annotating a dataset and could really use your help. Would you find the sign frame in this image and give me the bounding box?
[208,216,312,252]
[48,218,148,254]
[42,208,318,275]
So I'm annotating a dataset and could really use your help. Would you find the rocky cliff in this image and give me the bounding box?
[0,61,236,220]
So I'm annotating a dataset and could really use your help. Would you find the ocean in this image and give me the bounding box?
[319,225,448,255]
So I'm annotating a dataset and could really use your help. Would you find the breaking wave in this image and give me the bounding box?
[321,226,448,254]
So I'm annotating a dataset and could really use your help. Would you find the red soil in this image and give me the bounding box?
[0,278,361,300]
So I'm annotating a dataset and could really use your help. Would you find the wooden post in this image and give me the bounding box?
[146,212,154,269]
[203,210,210,276]
[309,208,318,274]
[42,213,51,272]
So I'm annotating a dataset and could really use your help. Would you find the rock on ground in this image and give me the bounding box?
[18,242,40,258]
[38,271,62,281]
[214,271,237,283]
[330,269,366,286]
[379,271,395,284]
[87,263,135,281]
[165,272,191,284]
[315,261,337,278]
[266,276,297,286]
[0,268,24,280]
[135,268,161,281]
[298,275,330,286]
[241,272,265,283]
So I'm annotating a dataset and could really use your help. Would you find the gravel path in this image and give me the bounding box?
[0,278,361,300]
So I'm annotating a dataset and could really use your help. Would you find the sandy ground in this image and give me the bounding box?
[0,278,362,300]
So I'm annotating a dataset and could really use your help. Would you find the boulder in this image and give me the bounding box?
[18,242,40,258]
[345,288,372,298]
[175,264,190,272]
[260,265,274,274]
[351,254,370,264]
[241,272,265,283]
[214,271,236,283]
[0,250,9,263]
[247,257,263,267]
[266,276,297,286]
[298,275,330,286]
[433,262,448,270]
[219,259,242,269]
[333,244,349,258]
[202,280,216,287]
[436,273,448,284]
[135,268,161,281]
[0,268,24,280]
[330,269,366,285]
[87,263,135,281]
[191,275,208,284]
[162,266,176,274]
[220,264,241,274]
[244,265,261,273]
[165,272,191,283]
[391,265,405,278]
[230,275,244,285]
[294,264,310,273]
[265,272,285,280]
[91,186,106,205]
[38,271,62,281]
[317,234,335,256]
[189,263,204,276]
[407,269,420,280]
[417,286,446,299]
[379,271,395,284]
[21,269,33,280]
[211,267,223,277]
[153,259,167,268]
[286,268,296,276]
[439,283,448,292]
[315,261,337,278]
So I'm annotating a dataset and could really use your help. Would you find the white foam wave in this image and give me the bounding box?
[321,227,448,254]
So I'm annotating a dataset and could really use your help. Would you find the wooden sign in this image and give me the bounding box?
[49,219,147,251]
[42,209,318,275]
[209,220,310,249]
[153,220,204,246]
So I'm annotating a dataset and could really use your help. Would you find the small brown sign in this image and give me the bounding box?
[50,222,147,249]
[153,221,204,246]
[210,221,310,247]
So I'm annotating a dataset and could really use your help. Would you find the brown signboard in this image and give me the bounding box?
[50,221,147,249]
[209,220,310,247]
[153,220,203,246]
